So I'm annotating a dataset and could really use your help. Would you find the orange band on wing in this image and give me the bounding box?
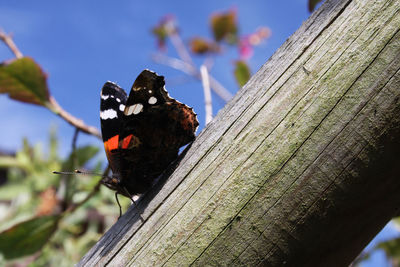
[121,134,133,149]
[104,135,119,153]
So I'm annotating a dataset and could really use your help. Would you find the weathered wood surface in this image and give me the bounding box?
[79,0,400,266]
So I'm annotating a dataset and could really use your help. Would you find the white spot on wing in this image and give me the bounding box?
[148,96,157,105]
[125,103,143,116]
[148,90,152,94]
[116,98,121,103]
[101,94,109,100]
[119,104,125,111]
[100,109,118,120]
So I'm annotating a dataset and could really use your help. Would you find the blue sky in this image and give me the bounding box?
[0,1,397,266]
[0,1,310,155]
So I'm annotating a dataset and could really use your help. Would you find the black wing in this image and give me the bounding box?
[100,81,128,174]
[100,81,128,141]
[117,70,198,194]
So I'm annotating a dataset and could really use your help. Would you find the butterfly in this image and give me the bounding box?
[99,70,198,204]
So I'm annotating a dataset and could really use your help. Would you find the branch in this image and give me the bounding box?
[47,97,101,139]
[152,53,233,102]
[0,32,102,139]
[169,31,193,65]
[200,65,213,124]
[0,30,23,59]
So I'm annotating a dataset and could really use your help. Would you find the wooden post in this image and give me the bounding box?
[79,0,400,266]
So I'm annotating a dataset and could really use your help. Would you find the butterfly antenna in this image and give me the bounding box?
[53,171,77,175]
[53,169,104,177]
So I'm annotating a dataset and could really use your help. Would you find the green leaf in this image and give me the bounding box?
[308,0,325,12]
[0,57,50,106]
[0,215,60,260]
[234,60,251,87]
[210,9,238,44]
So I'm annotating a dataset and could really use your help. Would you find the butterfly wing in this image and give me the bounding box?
[118,70,199,194]
[100,81,128,174]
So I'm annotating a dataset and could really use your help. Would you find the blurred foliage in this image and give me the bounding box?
[0,128,129,265]
[151,9,271,89]
[355,218,400,266]
[234,60,251,87]
[189,37,220,55]
[378,236,400,265]
[152,15,178,51]
[210,9,238,44]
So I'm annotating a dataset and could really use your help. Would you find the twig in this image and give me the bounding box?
[47,96,101,139]
[200,65,213,124]
[208,76,233,102]
[62,128,80,208]
[169,31,193,65]
[0,31,102,140]
[152,53,197,75]
[71,128,80,151]
[0,30,23,59]
[203,56,215,70]
[168,31,234,102]
[152,53,233,102]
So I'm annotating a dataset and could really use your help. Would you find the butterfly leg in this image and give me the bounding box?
[115,192,123,219]
[121,186,144,223]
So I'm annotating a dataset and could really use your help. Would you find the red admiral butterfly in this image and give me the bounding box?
[99,70,199,201]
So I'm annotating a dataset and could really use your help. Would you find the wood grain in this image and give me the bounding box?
[79,0,400,266]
